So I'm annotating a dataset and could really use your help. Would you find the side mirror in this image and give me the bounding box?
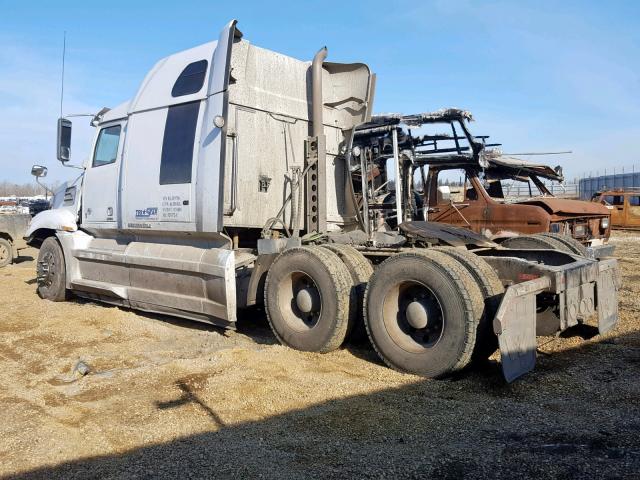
[57,117,72,162]
[437,185,451,203]
[31,165,48,178]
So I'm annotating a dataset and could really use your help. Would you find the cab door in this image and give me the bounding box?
[601,194,624,227]
[82,123,123,227]
[427,169,487,233]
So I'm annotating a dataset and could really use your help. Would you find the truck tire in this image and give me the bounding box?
[433,246,505,361]
[364,249,482,378]
[536,233,587,256]
[0,238,12,268]
[321,244,373,341]
[264,246,355,353]
[36,237,68,301]
[501,234,565,251]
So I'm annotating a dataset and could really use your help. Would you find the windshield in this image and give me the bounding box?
[485,178,547,199]
[478,170,553,200]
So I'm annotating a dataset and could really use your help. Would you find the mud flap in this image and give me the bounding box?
[493,277,550,382]
[597,264,619,334]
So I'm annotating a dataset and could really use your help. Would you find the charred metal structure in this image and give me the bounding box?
[351,109,612,257]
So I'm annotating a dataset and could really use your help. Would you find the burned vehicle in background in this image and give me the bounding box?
[592,189,640,230]
[351,109,613,258]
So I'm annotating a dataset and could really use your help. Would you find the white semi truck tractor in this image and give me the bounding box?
[26,20,620,381]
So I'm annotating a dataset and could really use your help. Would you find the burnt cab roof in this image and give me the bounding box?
[355,107,565,182]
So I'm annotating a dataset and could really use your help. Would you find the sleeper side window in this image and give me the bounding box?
[171,60,208,97]
[92,125,121,167]
[159,101,200,185]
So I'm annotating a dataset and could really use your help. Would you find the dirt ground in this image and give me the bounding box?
[1,233,639,479]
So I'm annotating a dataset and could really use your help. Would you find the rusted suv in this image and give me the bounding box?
[592,189,640,230]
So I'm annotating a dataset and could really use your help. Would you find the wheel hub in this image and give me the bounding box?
[0,244,8,263]
[37,253,55,287]
[382,280,444,352]
[296,287,320,314]
[406,300,429,329]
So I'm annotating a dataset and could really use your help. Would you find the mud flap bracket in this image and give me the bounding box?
[596,262,619,334]
[493,277,550,382]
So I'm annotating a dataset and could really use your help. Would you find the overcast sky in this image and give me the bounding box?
[0,0,638,184]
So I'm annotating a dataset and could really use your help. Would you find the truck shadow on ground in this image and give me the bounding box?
[5,330,639,480]
[13,255,34,264]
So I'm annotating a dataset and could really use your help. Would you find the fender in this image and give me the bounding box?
[25,209,78,245]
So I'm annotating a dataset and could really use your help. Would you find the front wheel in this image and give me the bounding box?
[0,238,12,268]
[36,237,68,301]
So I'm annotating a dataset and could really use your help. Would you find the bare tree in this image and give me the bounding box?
[0,181,61,197]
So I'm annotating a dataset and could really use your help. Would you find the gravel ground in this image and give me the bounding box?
[0,233,639,479]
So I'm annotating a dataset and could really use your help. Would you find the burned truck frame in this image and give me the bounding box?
[26,21,619,382]
[352,109,612,257]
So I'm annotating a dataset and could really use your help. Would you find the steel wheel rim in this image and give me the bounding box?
[276,270,323,332]
[381,280,445,353]
[37,252,56,288]
[0,244,8,263]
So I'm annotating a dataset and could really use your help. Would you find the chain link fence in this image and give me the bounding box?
[577,167,640,200]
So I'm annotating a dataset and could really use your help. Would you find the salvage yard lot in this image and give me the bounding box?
[1,233,639,479]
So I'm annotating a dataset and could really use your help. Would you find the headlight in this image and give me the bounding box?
[601,217,609,229]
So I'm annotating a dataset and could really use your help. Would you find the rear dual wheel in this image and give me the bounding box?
[502,233,586,256]
[433,247,505,361]
[264,246,356,353]
[536,233,587,256]
[321,244,373,341]
[364,249,485,378]
[266,244,502,377]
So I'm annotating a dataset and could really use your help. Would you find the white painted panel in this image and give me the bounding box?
[121,103,204,230]
[82,122,124,225]
[195,91,225,232]
[129,42,217,114]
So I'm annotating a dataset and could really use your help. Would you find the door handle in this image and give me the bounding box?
[224,132,238,216]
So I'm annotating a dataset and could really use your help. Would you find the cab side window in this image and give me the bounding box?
[603,195,623,206]
[159,101,200,185]
[465,183,478,201]
[92,125,121,167]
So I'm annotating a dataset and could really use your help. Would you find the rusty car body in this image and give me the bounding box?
[592,189,640,230]
[424,155,612,246]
